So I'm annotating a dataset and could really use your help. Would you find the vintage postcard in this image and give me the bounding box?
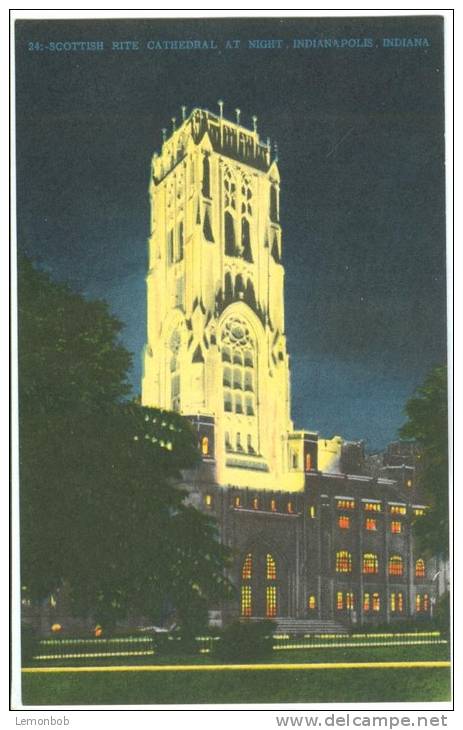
[12,12,451,714]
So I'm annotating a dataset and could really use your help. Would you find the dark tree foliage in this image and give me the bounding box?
[400,366,449,559]
[18,256,232,630]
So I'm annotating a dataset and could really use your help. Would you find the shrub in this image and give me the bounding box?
[215,620,275,662]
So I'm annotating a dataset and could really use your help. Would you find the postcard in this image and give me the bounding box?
[11,12,451,715]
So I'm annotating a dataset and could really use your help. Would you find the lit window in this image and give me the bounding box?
[406,479,412,488]
[205,494,213,507]
[336,591,344,610]
[241,585,252,617]
[266,554,277,580]
[337,499,355,510]
[362,553,379,574]
[309,505,316,518]
[308,595,316,610]
[305,453,312,471]
[414,508,425,517]
[201,436,209,456]
[242,554,252,580]
[415,558,426,578]
[415,594,422,613]
[287,501,294,514]
[364,502,382,512]
[270,499,277,512]
[234,495,241,508]
[365,518,377,531]
[391,521,402,534]
[363,593,370,612]
[391,592,404,613]
[423,594,429,611]
[266,585,277,617]
[336,550,352,573]
[251,497,259,510]
[390,505,407,515]
[338,515,350,529]
[372,593,381,612]
[346,592,355,610]
[389,555,404,576]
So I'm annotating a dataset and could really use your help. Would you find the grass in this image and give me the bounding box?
[21,644,451,705]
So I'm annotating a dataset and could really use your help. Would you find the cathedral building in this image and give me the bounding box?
[141,106,435,628]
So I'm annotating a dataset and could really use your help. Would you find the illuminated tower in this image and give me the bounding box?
[142,106,314,491]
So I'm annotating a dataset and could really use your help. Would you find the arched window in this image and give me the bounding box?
[266,554,276,580]
[270,183,278,223]
[242,554,252,580]
[415,558,426,578]
[224,211,236,255]
[372,593,381,612]
[241,585,252,617]
[389,555,404,577]
[336,551,352,573]
[201,436,209,456]
[241,217,253,262]
[202,154,210,198]
[224,168,237,255]
[308,595,317,610]
[363,553,379,574]
[221,316,256,417]
[390,592,404,613]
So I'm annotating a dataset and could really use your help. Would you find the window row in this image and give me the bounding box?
[223,391,255,415]
[336,551,426,578]
[223,367,254,391]
[336,500,413,515]
[225,431,256,454]
[205,493,297,515]
[338,515,404,534]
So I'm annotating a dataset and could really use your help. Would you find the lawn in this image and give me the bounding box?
[21,644,451,705]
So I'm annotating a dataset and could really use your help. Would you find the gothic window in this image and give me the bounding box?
[225,432,232,451]
[372,593,381,612]
[203,207,214,242]
[241,585,252,617]
[247,434,255,453]
[308,595,317,610]
[224,212,236,255]
[338,515,350,529]
[167,228,174,264]
[202,154,211,198]
[241,217,253,262]
[390,592,404,613]
[363,553,379,574]
[242,554,252,579]
[388,555,404,577]
[266,586,277,617]
[365,518,377,531]
[270,183,279,223]
[336,550,352,573]
[236,432,243,451]
[201,436,209,456]
[391,520,402,534]
[221,316,256,417]
[224,168,237,256]
[415,559,426,578]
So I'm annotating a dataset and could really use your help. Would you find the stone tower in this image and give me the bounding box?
[142,106,316,491]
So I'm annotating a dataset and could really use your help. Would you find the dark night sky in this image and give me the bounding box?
[15,16,447,451]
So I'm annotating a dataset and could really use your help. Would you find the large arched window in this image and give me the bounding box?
[240,551,280,618]
[362,553,379,574]
[415,558,426,578]
[224,168,237,256]
[202,154,211,198]
[388,555,404,577]
[221,316,256,421]
[336,550,352,573]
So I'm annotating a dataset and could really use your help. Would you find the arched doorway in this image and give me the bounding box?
[240,550,284,618]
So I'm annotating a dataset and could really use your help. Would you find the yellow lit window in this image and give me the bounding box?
[406,479,412,488]
[242,554,252,580]
[364,502,381,512]
[305,453,312,471]
[346,592,355,610]
[390,505,407,515]
[338,515,350,529]
[372,593,381,612]
[389,555,404,576]
[266,586,277,617]
[270,499,277,512]
[251,497,259,510]
[201,435,209,456]
[415,558,426,578]
[336,550,352,573]
[365,518,377,531]
[336,591,344,610]
[266,554,277,581]
[205,494,213,507]
[414,508,425,517]
[309,505,316,518]
[391,592,404,612]
[308,595,316,610]
[362,553,379,574]
[363,593,370,612]
[337,499,355,510]
[391,521,402,534]
[287,501,294,514]
[423,594,429,611]
[241,585,252,617]
[234,495,241,508]
[415,594,422,613]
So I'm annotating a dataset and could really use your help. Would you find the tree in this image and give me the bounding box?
[399,366,449,559]
[18,256,232,630]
